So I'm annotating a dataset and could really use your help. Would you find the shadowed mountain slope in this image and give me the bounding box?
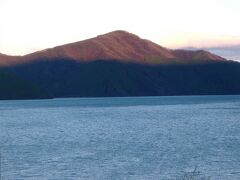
[7,59,240,98]
[0,69,50,100]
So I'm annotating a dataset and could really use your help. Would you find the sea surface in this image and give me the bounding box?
[0,95,240,180]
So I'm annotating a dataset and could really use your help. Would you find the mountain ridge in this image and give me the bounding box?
[0,30,226,66]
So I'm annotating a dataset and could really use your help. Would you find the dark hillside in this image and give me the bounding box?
[0,69,50,100]
[8,59,240,97]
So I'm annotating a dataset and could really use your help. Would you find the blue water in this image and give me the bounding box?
[0,96,240,180]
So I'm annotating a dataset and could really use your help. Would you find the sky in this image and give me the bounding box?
[0,0,240,60]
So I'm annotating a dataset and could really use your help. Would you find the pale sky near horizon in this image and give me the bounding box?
[0,0,240,59]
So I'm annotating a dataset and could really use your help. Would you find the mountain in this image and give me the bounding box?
[0,30,240,99]
[21,30,175,63]
[0,30,226,66]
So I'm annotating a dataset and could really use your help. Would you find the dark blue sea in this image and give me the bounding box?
[0,95,240,179]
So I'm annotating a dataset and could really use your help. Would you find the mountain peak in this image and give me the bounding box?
[21,30,174,63]
[99,30,140,39]
[100,30,133,36]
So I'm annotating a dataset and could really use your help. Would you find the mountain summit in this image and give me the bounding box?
[22,30,175,63]
[0,30,226,66]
